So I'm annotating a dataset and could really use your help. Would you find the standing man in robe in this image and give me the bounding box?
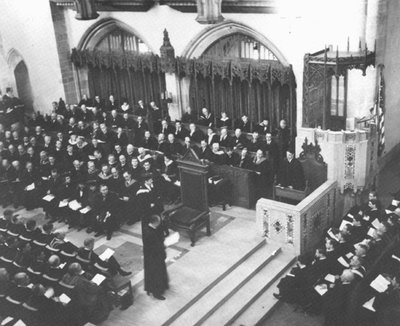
[142,214,169,300]
[277,149,306,190]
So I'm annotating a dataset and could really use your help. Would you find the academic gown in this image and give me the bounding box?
[142,224,169,296]
[278,158,306,190]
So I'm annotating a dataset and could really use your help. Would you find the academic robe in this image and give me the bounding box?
[142,224,169,296]
[277,158,306,190]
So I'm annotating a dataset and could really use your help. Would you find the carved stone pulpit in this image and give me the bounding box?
[163,148,211,246]
[196,0,224,24]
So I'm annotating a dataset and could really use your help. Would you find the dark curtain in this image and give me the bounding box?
[87,65,166,107]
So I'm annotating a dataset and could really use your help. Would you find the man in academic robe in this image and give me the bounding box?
[156,133,168,153]
[105,95,118,112]
[206,127,219,147]
[159,119,175,137]
[115,127,129,148]
[198,108,214,127]
[248,131,263,153]
[209,143,227,165]
[252,149,273,199]
[92,95,104,111]
[264,133,279,175]
[225,147,240,166]
[121,112,134,130]
[149,101,162,133]
[277,149,306,190]
[142,214,169,300]
[133,116,148,146]
[165,134,183,157]
[109,110,123,129]
[235,147,253,170]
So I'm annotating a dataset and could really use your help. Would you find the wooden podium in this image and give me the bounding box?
[163,148,211,246]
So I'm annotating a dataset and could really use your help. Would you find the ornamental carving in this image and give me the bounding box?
[286,214,294,244]
[344,144,356,180]
[263,209,270,238]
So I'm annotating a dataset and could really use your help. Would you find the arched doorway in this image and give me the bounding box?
[14,60,33,113]
[181,22,296,134]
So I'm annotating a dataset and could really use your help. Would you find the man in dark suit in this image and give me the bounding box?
[165,134,183,156]
[160,155,180,203]
[93,184,120,240]
[248,131,263,152]
[197,140,212,160]
[219,128,233,148]
[235,147,253,169]
[156,133,168,153]
[236,115,251,133]
[105,94,118,112]
[188,123,204,143]
[206,127,219,147]
[254,119,270,135]
[92,95,104,110]
[264,133,279,175]
[277,149,306,190]
[140,131,158,150]
[159,119,175,137]
[121,112,134,130]
[232,128,248,150]
[134,116,148,146]
[225,147,240,166]
[110,110,123,129]
[174,120,189,140]
[135,100,147,117]
[275,119,291,158]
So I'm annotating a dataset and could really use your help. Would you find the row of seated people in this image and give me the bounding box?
[44,94,290,135]
[0,210,131,325]
[273,191,400,326]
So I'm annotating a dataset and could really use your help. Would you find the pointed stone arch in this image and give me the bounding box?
[77,18,156,53]
[181,20,290,66]
[6,48,24,72]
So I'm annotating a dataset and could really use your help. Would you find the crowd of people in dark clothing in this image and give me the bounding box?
[0,91,305,325]
[273,190,400,326]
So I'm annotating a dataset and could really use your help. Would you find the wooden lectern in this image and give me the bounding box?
[163,148,211,246]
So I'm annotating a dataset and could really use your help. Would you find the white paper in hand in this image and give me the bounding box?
[68,200,82,211]
[59,293,71,304]
[92,274,106,285]
[370,274,391,293]
[324,274,336,283]
[99,248,115,261]
[164,231,180,247]
[1,317,14,325]
[314,284,328,296]
[80,206,92,214]
[43,194,55,202]
[26,183,35,191]
[362,297,376,312]
[338,256,350,268]
[371,219,381,229]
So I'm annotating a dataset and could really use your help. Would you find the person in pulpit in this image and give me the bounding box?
[252,149,273,199]
[235,147,253,170]
[142,214,169,300]
[210,143,226,165]
[277,149,306,191]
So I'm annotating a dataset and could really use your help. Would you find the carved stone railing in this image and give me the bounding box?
[256,180,339,255]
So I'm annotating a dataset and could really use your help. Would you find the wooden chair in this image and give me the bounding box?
[273,138,327,203]
[163,149,211,246]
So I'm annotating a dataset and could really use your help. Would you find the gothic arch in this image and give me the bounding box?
[77,18,156,53]
[6,48,24,72]
[181,20,290,66]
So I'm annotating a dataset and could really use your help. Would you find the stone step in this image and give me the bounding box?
[169,244,282,326]
[229,255,296,326]
[198,249,295,326]
[162,238,267,326]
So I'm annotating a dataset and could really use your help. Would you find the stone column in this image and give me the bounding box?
[196,0,224,24]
